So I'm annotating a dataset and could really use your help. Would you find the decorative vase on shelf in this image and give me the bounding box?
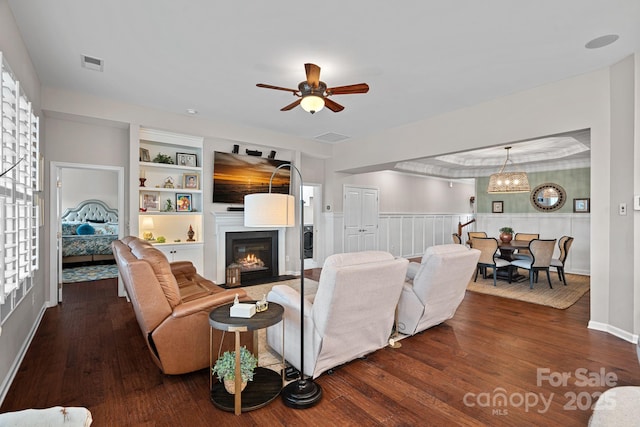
[212,346,257,395]
[187,225,195,242]
[223,378,248,395]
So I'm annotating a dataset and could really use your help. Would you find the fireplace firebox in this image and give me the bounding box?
[225,231,279,284]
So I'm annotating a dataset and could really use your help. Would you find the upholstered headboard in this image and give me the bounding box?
[61,199,118,223]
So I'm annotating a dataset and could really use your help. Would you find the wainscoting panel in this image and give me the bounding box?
[476,213,590,275]
[379,213,473,258]
[401,217,414,256]
[326,212,589,275]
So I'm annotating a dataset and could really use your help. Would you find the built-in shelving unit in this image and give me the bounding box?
[135,128,204,272]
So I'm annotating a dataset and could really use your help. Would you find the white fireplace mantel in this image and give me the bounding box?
[211,211,288,284]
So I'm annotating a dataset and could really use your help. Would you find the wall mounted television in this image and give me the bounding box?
[213,151,291,204]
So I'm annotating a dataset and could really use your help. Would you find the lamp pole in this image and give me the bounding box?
[267,163,322,408]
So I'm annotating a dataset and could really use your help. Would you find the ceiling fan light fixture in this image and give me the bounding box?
[487,147,531,194]
[300,95,325,114]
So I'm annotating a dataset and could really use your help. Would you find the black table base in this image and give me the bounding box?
[496,266,527,283]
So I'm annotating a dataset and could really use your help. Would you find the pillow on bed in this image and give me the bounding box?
[90,222,118,235]
[61,222,82,235]
[76,223,96,235]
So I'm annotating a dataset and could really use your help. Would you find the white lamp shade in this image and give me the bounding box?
[141,217,155,229]
[244,193,295,227]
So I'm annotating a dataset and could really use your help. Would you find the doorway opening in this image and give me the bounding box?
[49,162,125,304]
[302,184,322,269]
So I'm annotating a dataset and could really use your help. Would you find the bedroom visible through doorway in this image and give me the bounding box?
[50,162,125,303]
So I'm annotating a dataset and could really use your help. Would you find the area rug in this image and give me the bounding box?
[62,264,119,283]
[466,272,590,309]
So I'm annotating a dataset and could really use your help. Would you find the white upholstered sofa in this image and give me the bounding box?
[266,251,409,379]
[0,406,92,426]
[397,244,480,336]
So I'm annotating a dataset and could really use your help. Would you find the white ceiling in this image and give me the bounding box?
[7,1,639,176]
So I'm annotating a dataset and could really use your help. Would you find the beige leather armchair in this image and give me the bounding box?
[398,244,480,336]
[266,251,408,379]
[112,236,253,375]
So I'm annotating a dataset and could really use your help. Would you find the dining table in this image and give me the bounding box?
[495,240,531,282]
[497,240,530,261]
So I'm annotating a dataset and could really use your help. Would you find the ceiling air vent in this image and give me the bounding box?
[314,132,350,143]
[81,54,104,72]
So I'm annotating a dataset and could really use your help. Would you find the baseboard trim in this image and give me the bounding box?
[0,303,47,406]
[588,320,638,344]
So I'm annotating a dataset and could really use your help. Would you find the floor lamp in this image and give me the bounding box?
[244,163,323,409]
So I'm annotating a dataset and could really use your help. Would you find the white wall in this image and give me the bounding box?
[61,169,119,211]
[335,170,474,213]
[607,56,636,333]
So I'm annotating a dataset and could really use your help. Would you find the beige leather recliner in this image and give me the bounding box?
[266,251,409,379]
[397,244,480,336]
[112,236,253,375]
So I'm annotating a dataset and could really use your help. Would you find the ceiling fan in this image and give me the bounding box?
[256,63,369,114]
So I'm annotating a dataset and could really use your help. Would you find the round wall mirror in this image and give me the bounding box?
[530,183,566,212]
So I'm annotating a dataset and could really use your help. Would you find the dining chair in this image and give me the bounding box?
[452,233,462,244]
[467,231,487,247]
[550,236,574,285]
[512,233,539,260]
[511,239,556,289]
[472,237,512,286]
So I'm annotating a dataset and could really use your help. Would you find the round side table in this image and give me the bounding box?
[209,301,284,415]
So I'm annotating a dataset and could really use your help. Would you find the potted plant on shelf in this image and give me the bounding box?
[499,227,514,243]
[212,346,257,394]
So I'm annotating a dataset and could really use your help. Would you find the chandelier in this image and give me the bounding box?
[487,147,531,194]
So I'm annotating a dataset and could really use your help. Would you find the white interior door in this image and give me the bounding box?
[343,185,379,253]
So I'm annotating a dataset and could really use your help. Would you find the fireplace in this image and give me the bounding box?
[225,230,279,283]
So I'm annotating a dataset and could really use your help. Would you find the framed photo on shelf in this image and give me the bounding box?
[176,152,197,167]
[139,147,151,162]
[492,200,504,213]
[176,193,192,212]
[573,198,590,213]
[140,191,159,212]
[183,173,199,190]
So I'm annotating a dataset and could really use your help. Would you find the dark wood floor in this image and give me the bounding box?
[2,275,639,426]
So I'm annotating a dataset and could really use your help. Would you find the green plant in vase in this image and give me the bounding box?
[152,153,174,164]
[212,346,257,394]
[499,226,514,243]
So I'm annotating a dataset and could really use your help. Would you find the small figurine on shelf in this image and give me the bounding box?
[187,225,195,242]
[163,176,175,188]
[164,198,173,212]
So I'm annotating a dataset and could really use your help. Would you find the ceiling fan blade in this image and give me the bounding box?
[323,98,344,112]
[257,83,299,94]
[326,83,370,95]
[281,99,302,111]
[305,63,321,88]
